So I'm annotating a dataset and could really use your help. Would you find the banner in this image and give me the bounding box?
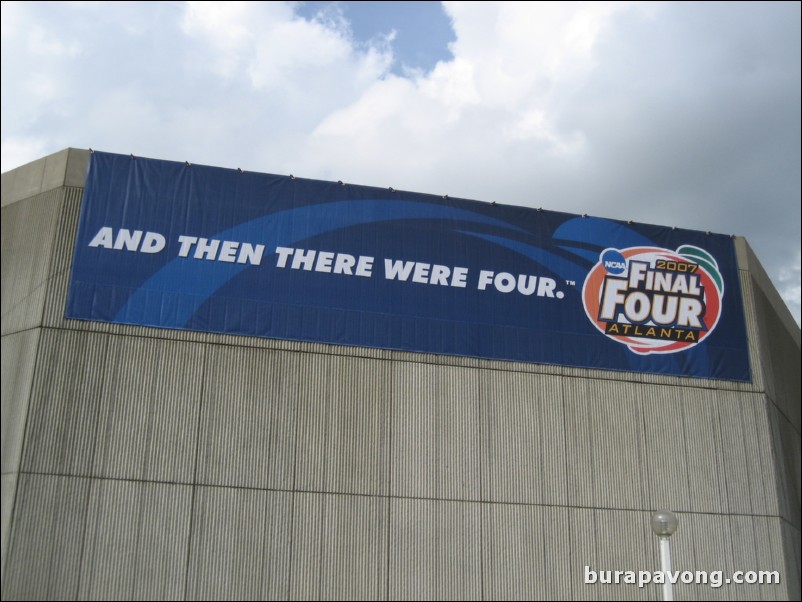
[66,152,751,381]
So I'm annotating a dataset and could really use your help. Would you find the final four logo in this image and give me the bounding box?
[582,245,724,354]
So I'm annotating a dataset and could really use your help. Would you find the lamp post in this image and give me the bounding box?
[650,510,678,601]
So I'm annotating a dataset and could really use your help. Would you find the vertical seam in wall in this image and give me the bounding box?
[84,333,111,510]
[315,495,325,599]
[43,186,82,330]
[767,404,788,528]
[538,377,548,598]
[131,480,147,599]
[680,388,693,513]
[559,375,572,600]
[321,357,333,491]
[284,488,296,602]
[716,396,736,588]
[743,270,768,396]
[385,362,393,601]
[37,160,46,203]
[478,370,485,601]
[587,384,597,512]
[182,344,209,601]
[0,326,44,592]
[637,386,649,509]
[76,317,107,602]
[36,188,63,330]
[286,355,304,600]
[536,375,545,510]
[709,389,728,518]
[74,476,94,599]
[715,395,733,518]
[256,487,269,601]
[739,397,756,517]
[255,350,271,601]
[754,397,773,517]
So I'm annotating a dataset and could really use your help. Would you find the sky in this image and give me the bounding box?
[2,1,800,324]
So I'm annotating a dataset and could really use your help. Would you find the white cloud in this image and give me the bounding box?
[181,1,391,96]
[442,1,625,103]
[302,2,630,193]
[27,24,81,58]
[0,1,22,38]
[1,136,48,172]
[1,1,799,323]
[182,1,268,79]
[778,250,801,324]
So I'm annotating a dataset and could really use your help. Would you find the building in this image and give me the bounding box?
[2,148,799,600]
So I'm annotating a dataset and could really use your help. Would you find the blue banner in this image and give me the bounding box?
[66,151,751,381]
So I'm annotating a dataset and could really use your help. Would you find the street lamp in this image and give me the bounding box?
[651,510,678,601]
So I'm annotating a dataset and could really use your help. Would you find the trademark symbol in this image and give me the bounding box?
[566,280,576,286]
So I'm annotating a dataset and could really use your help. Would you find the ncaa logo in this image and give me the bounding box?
[582,245,724,354]
[601,249,627,275]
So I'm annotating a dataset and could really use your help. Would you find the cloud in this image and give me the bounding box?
[301,2,801,323]
[778,250,801,322]
[1,1,799,323]
[1,136,49,171]
[181,1,258,78]
[181,1,392,109]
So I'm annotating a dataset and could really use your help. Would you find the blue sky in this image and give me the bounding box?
[1,1,800,323]
[296,1,455,74]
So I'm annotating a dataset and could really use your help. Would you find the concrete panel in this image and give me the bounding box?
[480,370,566,505]
[753,279,801,432]
[63,148,90,188]
[1,149,87,206]
[780,519,801,601]
[673,512,791,601]
[736,237,800,349]
[741,395,780,517]
[1,329,39,474]
[0,169,15,207]
[1,189,63,334]
[0,155,46,207]
[390,363,480,500]
[79,479,192,601]
[38,149,70,193]
[1,329,39,582]
[641,384,692,513]
[681,388,730,514]
[666,512,729,601]
[564,379,649,510]
[767,401,802,528]
[197,346,299,490]
[1,473,17,582]
[389,498,481,600]
[290,492,387,601]
[1,474,91,600]
[185,486,291,601]
[750,516,787,601]
[568,507,658,601]
[738,271,766,392]
[22,330,204,482]
[21,329,110,475]
[295,355,390,495]
[642,386,775,517]
[715,390,760,515]
[482,502,570,600]
[42,186,83,329]
[90,335,205,482]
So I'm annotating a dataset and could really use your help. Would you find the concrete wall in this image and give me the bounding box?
[2,149,799,600]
